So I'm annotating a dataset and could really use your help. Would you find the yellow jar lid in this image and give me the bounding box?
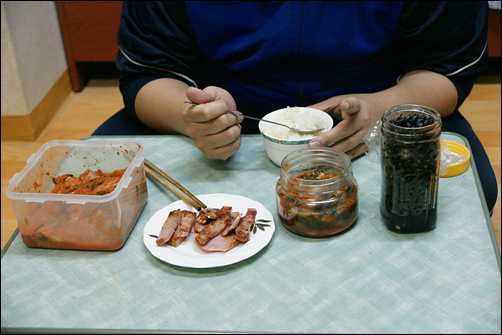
[440,140,470,178]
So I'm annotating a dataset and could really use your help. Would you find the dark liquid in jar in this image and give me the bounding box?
[380,171,438,233]
[380,112,439,233]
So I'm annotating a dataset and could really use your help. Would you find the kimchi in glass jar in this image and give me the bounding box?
[276,148,358,237]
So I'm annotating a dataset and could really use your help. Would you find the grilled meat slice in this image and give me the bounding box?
[194,206,232,246]
[235,208,257,242]
[222,212,242,236]
[197,232,241,253]
[193,208,219,233]
[168,210,197,247]
[156,209,181,246]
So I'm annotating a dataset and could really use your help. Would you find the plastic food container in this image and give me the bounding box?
[440,140,470,177]
[6,140,148,251]
[276,147,358,237]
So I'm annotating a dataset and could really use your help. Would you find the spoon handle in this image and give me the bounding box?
[226,111,292,130]
[185,101,292,130]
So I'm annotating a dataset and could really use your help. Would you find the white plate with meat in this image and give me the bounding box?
[143,193,275,268]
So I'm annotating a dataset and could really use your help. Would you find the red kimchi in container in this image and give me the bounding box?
[6,140,148,251]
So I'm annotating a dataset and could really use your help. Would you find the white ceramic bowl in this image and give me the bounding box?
[258,107,334,166]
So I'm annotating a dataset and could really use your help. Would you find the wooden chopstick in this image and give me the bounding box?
[144,165,202,210]
[144,159,207,210]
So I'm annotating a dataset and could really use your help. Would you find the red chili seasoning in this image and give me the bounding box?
[276,149,358,237]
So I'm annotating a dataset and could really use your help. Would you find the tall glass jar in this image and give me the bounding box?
[380,104,442,233]
[276,148,358,237]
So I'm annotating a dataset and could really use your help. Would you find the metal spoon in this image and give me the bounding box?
[184,101,324,134]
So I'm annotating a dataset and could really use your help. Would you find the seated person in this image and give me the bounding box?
[94,1,498,214]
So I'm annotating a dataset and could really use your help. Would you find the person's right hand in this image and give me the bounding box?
[183,86,243,160]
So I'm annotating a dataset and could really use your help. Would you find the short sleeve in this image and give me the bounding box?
[115,1,205,119]
[395,1,489,109]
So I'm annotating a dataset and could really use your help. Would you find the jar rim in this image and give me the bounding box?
[381,104,442,136]
[281,147,353,187]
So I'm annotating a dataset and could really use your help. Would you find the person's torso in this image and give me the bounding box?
[185,1,405,116]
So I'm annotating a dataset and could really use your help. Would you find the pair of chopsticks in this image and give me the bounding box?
[144,159,207,211]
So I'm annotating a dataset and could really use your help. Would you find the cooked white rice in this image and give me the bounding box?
[262,107,325,140]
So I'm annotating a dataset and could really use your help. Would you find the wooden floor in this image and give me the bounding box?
[1,66,500,252]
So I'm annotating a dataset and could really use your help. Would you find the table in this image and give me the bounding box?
[2,133,500,333]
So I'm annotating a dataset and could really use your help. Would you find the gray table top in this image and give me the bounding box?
[2,133,500,334]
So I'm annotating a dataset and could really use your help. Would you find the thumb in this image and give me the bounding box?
[308,96,346,117]
[308,99,340,114]
[186,87,213,105]
[340,97,360,114]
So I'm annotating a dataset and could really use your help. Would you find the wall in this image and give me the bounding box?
[1,1,67,118]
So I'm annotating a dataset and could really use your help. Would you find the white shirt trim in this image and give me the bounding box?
[445,43,488,77]
[395,42,488,83]
[119,47,198,87]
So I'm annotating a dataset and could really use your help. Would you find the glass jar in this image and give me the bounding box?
[380,104,442,233]
[276,148,358,237]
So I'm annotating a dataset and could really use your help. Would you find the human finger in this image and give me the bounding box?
[195,124,242,160]
[308,115,359,149]
[193,111,243,136]
[339,97,361,115]
[335,142,368,160]
[326,127,367,155]
[308,97,342,115]
[309,113,372,158]
[183,99,229,124]
[202,86,237,111]
[186,86,213,105]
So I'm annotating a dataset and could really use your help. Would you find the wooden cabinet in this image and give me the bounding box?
[56,1,123,91]
[488,9,501,58]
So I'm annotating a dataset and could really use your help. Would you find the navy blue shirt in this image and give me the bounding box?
[116,1,488,134]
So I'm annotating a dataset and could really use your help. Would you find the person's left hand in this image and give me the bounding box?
[308,93,386,159]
